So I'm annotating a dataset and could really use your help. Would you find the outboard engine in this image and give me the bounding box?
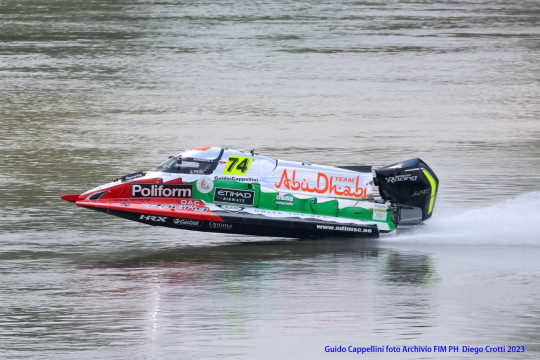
[374,158,439,225]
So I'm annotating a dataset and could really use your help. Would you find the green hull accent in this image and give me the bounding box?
[190,180,393,229]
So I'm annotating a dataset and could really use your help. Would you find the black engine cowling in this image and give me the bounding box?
[374,158,438,225]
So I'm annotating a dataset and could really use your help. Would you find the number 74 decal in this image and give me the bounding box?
[223,156,253,175]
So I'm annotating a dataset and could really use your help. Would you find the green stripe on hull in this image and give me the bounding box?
[189,180,393,228]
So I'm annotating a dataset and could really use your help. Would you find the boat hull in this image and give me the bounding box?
[76,198,380,238]
[62,146,439,239]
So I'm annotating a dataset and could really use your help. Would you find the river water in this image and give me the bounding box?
[1,0,539,359]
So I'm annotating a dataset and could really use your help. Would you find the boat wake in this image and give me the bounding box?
[387,192,540,245]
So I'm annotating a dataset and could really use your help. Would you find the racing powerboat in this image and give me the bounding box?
[61,146,438,238]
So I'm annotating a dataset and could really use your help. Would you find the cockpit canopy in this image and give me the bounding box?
[150,146,223,175]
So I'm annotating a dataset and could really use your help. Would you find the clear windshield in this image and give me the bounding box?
[150,156,216,174]
[150,147,223,174]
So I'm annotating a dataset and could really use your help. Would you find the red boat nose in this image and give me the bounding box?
[61,193,81,202]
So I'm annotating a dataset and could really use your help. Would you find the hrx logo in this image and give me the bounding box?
[139,214,167,222]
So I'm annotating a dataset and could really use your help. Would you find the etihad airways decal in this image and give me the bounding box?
[131,183,193,198]
[274,169,371,199]
[214,187,255,206]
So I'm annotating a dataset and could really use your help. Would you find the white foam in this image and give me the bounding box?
[384,192,540,245]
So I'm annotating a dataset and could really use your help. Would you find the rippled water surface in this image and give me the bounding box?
[1,0,539,358]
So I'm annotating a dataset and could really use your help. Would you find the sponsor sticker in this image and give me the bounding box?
[412,188,430,196]
[274,169,370,199]
[139,214,167,222]
[145,199,208,212]
[213,187,255,206]
[173,218,202,227]
[315,224,373,233]
[372,203,388,221]
[276,201,294,206]
[146,205,208,212]
[277,194,293,202]
[196,176,214,194]
[218,205,245,212]
[276,193,294,206]
[131,183,193,198]
[208,221,233,230]
[385,174,417,183]
[214,175,259,183]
